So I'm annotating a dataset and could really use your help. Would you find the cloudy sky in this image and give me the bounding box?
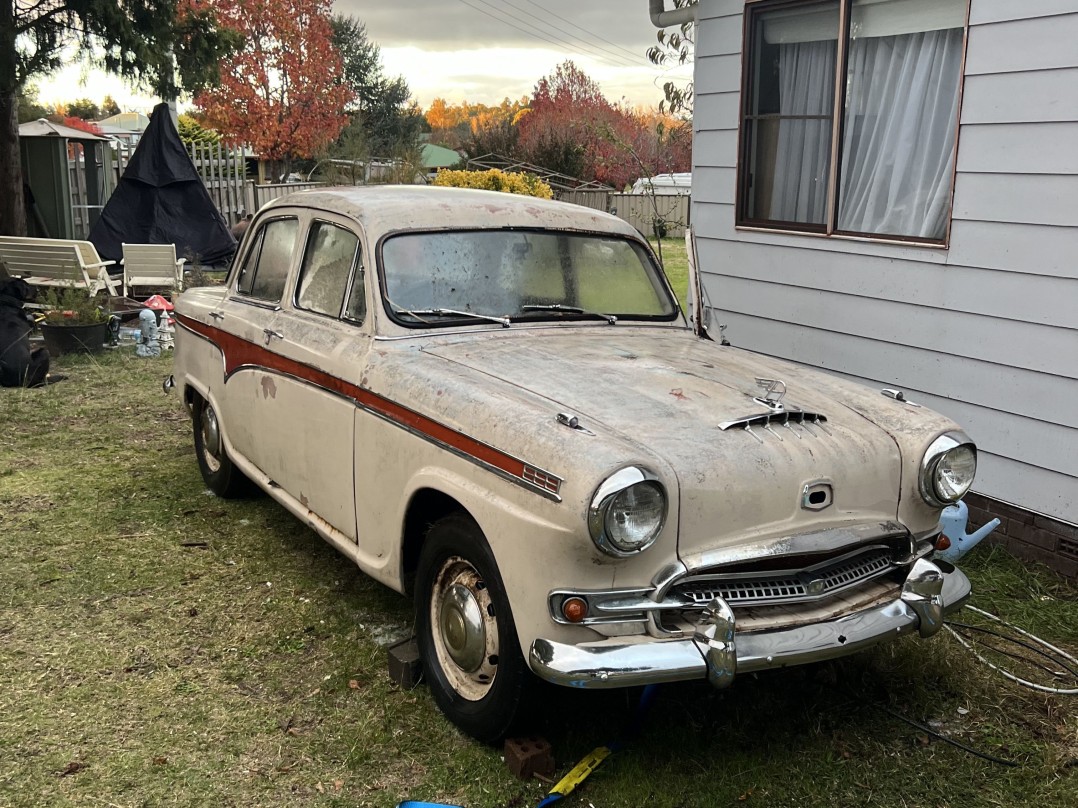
[342,0,690,107]
[35,0,690,112]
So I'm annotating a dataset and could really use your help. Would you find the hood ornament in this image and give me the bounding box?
[720,379,830,443]
[754,378,786,411]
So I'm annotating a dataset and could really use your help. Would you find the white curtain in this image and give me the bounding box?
[770,40,836,224]
[837,28,964,238]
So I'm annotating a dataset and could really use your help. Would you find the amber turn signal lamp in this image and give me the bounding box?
[561,597,589,623]
[935,534,952,552]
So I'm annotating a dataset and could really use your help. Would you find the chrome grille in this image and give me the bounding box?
[675,547,894,607]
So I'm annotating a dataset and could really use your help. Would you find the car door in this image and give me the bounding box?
[254,217,369,542]
[213,213,302,479]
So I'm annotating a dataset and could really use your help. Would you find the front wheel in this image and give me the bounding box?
[191,394,252,498]
[415,513,529,742]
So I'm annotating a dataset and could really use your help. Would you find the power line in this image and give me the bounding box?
[497,0,650,67]
[452,0,642,70]
[464,0,640,68]
[517,0,649,64]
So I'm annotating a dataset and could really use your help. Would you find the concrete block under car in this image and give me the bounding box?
[504,736,555,780]
[388,637,423,689]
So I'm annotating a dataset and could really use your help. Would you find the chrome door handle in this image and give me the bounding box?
[209,311,224,320]
[263,328,283,344]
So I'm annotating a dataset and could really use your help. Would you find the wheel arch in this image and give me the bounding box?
[400,488,474,596]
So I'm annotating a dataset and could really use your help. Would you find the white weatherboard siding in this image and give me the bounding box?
[691,0,1078,525]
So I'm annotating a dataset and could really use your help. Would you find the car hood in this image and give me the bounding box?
[420,328,925,558]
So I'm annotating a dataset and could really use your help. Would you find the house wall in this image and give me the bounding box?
[691,1,1078,548]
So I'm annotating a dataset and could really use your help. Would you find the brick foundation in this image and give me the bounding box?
[964,493,1078,580]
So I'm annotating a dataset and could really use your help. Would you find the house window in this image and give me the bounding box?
[738,0,968,242]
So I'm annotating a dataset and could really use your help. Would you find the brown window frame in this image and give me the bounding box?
[735,0,970,246]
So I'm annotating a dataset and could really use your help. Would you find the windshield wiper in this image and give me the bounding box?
[521,304,617,325]
[395,307,512,328]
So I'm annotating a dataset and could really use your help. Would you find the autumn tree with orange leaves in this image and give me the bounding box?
[426,97,528,151]
[195,0,352,180]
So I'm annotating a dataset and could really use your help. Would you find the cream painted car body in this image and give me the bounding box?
[171,186,973,738]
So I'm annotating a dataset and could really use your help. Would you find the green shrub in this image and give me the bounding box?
[39,286,109,324]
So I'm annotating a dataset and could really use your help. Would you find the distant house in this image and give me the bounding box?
[97,112,150,147]
[648,0,1077,576]
[421,143,464,179]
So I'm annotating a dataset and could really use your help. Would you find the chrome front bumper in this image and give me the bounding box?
[530,559,970,689]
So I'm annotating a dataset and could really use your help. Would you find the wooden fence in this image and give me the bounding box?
[557,190,690,238]
[111,140,251,225]
[250,181,323,210]
[187,141,247,224]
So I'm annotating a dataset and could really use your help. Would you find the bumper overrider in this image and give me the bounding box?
[530,559,970,689]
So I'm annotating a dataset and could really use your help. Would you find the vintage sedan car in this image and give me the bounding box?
[171,186,975,741]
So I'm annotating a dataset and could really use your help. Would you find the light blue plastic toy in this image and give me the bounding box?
[136,308,161,357]
[936,499,1000,563]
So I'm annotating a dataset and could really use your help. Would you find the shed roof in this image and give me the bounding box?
[422,143,463,169]
[18,118,109,141]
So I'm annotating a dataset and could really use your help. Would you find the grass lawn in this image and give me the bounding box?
[650,237,689,306]
[1,350,1075,808]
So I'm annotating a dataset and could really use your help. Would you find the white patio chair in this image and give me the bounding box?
[121,243,186,298]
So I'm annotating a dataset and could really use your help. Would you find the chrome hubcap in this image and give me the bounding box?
[201,406,222,472]
[441,582,486,672]
[430,557,499,701]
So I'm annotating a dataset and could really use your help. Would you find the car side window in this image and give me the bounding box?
[295,221,361,319]
[237,218,298,303]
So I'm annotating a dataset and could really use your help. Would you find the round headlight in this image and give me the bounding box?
[589,467,667,556]
[920,433,977,507]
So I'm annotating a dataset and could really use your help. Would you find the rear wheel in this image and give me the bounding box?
[191,394,252,498]
[415,513,528,742]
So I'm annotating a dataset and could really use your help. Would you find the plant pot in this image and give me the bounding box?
[40,322,109,356]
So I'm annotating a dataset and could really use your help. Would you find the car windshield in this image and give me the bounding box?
[380,230,679,327]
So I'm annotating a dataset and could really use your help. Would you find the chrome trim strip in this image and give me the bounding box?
[530,563,971,689]
[682,522,911,573]
[176,316,565,502]
[358,403,564,503]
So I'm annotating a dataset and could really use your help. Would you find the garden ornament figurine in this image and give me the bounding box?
[936,500,1000,563]
[136,308,160,357]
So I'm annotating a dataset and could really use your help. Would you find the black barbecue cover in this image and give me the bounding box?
[89,103,237,266]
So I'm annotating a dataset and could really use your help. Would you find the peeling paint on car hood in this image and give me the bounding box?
[420,327,940,557]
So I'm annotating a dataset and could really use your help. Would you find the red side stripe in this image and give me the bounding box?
[175,313,539,487]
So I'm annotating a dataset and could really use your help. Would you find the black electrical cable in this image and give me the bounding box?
[867,702,1019,768]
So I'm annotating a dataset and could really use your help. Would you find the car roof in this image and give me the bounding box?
[261,185,643,240]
